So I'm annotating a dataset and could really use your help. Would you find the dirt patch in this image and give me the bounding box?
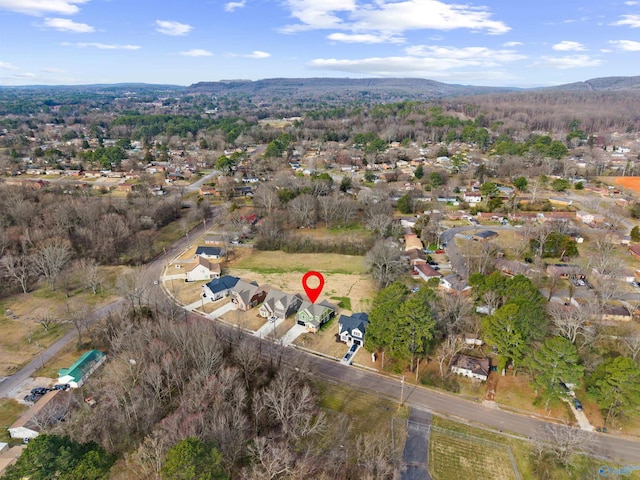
[614,176,640,193]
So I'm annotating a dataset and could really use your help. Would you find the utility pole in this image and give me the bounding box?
[400,375,405,406]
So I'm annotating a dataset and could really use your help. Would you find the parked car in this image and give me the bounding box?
[23,394,39,403]
[30,387,50,396]
[573,399,583,411]
[435,249,445,254]
[53,383,70,391]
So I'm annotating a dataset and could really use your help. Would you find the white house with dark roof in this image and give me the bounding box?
[195,246,225,259]
[440,274,472,294]
[202,275,240,301]
[338,312,369,346]
[414,263,442,282]
[451,354,490,381]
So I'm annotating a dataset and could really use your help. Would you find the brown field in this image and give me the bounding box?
[613,176,640,192]
[0,269,122,377]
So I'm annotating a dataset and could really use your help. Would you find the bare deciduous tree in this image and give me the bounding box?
[547,303,591,345]
[0,253,33,293]
[532,423,594,469]
[587,233,622,277]
[436,335,466,378]
[32,240,72,290]
[33,311,58,332]
[289,193,317,228]
[75,258,102,295]
[366,240,406,289]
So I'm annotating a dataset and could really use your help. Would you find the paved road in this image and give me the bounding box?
[199,319,640,464]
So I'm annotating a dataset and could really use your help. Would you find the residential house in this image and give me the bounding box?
[229,280,268,311]
[185,256,221,282]
[195,246,225,259]
[202,275,240,301]
[295,300,338,332]
[57,350,106,388]
[338,312,370,347]
[602,304,632,322]
[440,274,472,294]
[463,192,482,205]
[404,249,427,266]
[494,259,537,277]
[404,234,424,251]
[9,390,74,441]
[473,230,498,241]
[414,263,442,282]
[259,289,303,320]
[546,264,586,279]
[451,355,490,381]
[629,245,640,260]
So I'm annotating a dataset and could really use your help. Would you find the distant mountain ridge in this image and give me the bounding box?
[547,76,640,92]
[186,77,520,100]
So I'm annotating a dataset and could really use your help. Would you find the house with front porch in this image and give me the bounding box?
[229,280,268,311]
[338,312,370,346]
[259,289,303,320]
[451,354,490,381]
[295,300,337,332]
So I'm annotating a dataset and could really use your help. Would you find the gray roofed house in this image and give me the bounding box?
[338,312,369,346]
[473,230,498,241]
[259,289,303,320]
[195,246,225,259]
[440,274,472,294]
[295,299,337,332]
[202,275,240,301]
[451,354,490,381]
[229,279,268,311]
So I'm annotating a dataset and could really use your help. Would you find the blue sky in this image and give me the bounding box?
[1,0,640,87]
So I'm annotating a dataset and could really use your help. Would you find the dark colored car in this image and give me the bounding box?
[23,394,39,403]
[573,399,583,411]
[53,384,70,391]
[30,387,51,396]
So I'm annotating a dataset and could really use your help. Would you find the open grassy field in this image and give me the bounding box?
[233,250,366,275]
[429,425,518,480]
[429,416,638,480]
[0,398,28,443]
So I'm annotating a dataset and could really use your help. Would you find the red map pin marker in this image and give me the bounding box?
[302,271,324,304]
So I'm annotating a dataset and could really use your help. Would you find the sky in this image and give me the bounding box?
[1,0,640,87]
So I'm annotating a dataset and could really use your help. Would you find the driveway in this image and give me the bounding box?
[205,301,236,319]
[280,324,306,346]
[401,408,433,480]
[254,317,285,339]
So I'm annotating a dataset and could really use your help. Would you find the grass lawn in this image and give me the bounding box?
[494,373,574,423]
[0,398,28,443]
[429,423,518,480]
[222,308,266,331]
[33,345,91,379]
[233,251,366,275]
[318,382,408,435]
[329,296,351,310]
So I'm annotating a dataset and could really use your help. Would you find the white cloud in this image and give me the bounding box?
[155,20,192,36]
[41,67,65,73]
[610,39,640,51]
[613,14,640,28]
[503,41,523,47]
[224,0,245,12]
[533,55,602,69]
[328,32,403,43]
[625,1,638,5]
[281,0,510,35]
[0,0,88,16]
[180,49,213,57]
[13,72,37,78]
[65,42,141,50]
[309,45,525,76]
[552,41,586,51]
[0,61,19,70]
[43,17,94,32]
[245,50,270,58]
